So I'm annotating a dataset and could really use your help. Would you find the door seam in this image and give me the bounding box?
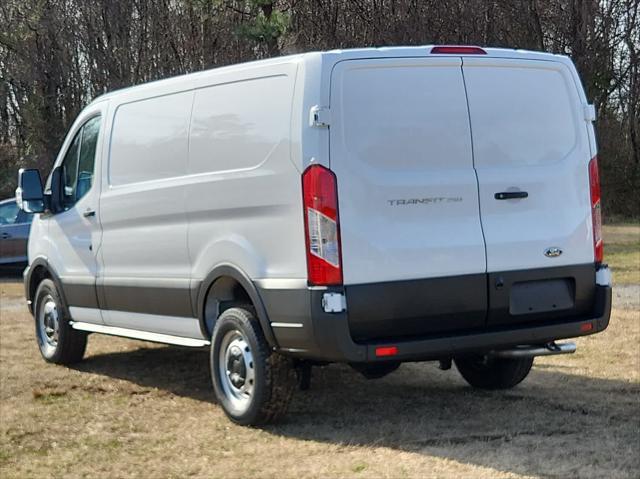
[460,59,490,324]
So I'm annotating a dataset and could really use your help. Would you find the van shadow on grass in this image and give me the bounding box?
[74,345,640,478]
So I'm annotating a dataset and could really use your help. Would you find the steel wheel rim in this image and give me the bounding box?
[38,294,59,354]
[218,329,255,413]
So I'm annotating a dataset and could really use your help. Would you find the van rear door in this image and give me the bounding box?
[462,58,596,327]
[329,57,487,340]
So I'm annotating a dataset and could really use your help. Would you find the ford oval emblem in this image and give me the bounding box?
[544,247,563,258]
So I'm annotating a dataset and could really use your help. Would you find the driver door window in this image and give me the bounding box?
[60,116,101,209]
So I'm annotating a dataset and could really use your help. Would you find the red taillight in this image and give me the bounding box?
[431,46,487,55]
[375,346,398,357]
[589,156,603,263]
[302,165,343,286]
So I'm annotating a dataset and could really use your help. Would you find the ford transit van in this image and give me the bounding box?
[16,46,612,425]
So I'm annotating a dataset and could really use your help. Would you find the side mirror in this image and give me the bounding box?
[16,169,45,213]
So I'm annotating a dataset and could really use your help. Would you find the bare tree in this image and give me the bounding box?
[1,0,638,216]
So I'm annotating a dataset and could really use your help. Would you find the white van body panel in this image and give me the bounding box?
[94,59,309,336]
[463,57,594,272]
[186,63,308,283]
[98,91,194,322]
[329,57,486,284]
[100,91,193,280]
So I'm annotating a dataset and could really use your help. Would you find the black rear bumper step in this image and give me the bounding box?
[262,280,611,364]
[363,286,609,362]
[345,264,597,342]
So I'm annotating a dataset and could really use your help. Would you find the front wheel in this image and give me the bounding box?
[454,354,533,390]
[210,307,296,425]
[34,279,87,364]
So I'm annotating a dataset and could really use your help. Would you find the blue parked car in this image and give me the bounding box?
[0,197,33,266]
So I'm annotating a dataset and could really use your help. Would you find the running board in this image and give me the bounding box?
[70,322,210,348]
[491,341,576,359]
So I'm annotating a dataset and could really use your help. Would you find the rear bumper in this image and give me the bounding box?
[364,284,611,362]
[259,281,611,363]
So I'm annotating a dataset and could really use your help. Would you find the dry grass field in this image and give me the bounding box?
[1,225,639,478]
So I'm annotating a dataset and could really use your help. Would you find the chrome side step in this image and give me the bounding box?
[70,321,210,348]
[491,341,576,359]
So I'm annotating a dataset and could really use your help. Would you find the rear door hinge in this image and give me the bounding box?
[584,104,596,122]
[310,105,331,128]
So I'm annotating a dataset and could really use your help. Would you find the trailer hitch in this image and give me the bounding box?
[490,341,576,359]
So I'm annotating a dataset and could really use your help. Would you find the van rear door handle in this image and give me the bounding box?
[83,209,96,218]
[495,191,528,200]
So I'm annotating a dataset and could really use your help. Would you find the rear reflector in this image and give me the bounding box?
[302,165,343,286]
[580,323,594,333]
[375,346,398,357]
[431,46,487,55]
[588,156,604,263]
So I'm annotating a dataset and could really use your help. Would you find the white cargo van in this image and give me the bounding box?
[17,46,612,425]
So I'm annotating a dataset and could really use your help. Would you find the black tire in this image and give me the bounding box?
[210,307,296,425]
[454,354,533,390]
[33,279,87,364]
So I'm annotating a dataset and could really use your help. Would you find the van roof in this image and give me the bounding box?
[89,46,572,106]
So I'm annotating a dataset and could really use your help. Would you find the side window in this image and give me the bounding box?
[0,202,19,225]
[61,131,81,207]
[59,116,101,208]
[76,116,100,200]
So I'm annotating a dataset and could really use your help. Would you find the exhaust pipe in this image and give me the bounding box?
[490,341,576,359]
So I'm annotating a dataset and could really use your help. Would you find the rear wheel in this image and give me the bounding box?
[34,279,87,364]
[454,354,533,390]
[210,307,296,425]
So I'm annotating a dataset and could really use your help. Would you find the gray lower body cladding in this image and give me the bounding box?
[28,261,611,364]
[346,264,597,342]
[260,264,611,363]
